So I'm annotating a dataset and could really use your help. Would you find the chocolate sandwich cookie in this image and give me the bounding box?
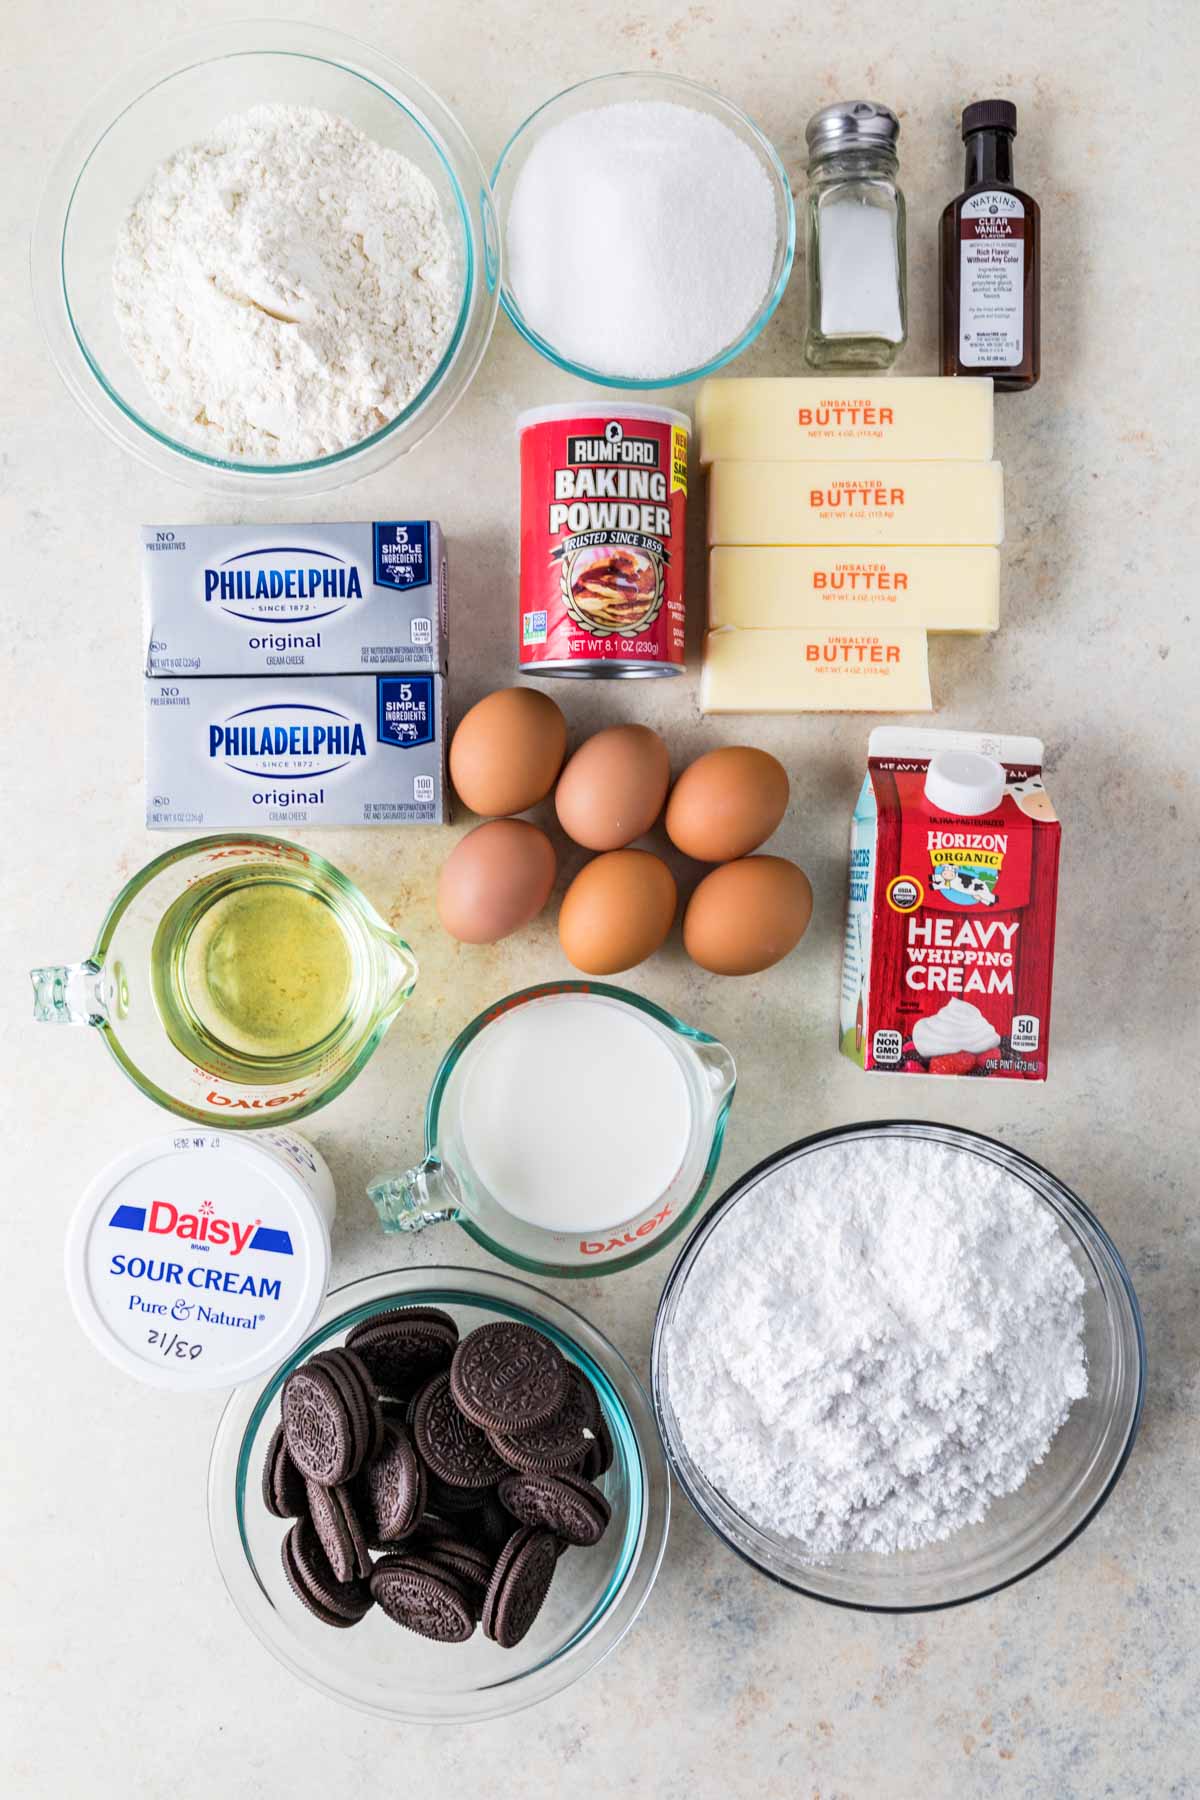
[481,1526,559,1649]
[282,1361,360,1486]
[412,1371,508,1490]
[346,1309,458,1401]
[579,1409,615,1480]
[261,1422,307,1519]
[316,1347,383,1467]
[281,1517,372,1629]
[497,1471,612,1547]
[305,1478,372,1583]
[370,1554,476,1643]
[355,1422,425,1545]
[488,1368,596,1475]
[450,1321,569,1435]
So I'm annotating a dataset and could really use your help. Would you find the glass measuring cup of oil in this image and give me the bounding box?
[31,835,417,1127]
[367,983,736,1279]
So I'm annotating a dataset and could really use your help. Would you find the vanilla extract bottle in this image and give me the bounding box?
[940,100,1040,391]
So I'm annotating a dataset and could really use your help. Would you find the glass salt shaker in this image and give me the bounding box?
[803,101,907,370]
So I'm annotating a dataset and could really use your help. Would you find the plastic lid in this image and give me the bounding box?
[924,749,1007,817]
[806,101,900,159]
[64,1132,332,1392]
[962,100,1017,138]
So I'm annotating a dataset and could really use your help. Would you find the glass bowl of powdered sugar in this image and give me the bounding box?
[33,23,499,492]
[493,72,795,387]
[652,1121,1145,1613]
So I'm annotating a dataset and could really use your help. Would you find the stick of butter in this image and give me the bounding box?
[708,546,1000,634]
[701,628,932,714]
[707,461,1005,547]
[697,378,994,463]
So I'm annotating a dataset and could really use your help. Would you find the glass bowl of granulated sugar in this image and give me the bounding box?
[493,72,795,388]
[652,1122,1146,1613]
[33,23,499,493]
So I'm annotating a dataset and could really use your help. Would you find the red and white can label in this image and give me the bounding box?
[518,405,689,676]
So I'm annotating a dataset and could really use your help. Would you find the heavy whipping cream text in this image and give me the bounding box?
[842,728,1061,1080]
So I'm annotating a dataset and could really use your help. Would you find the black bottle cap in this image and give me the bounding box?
[962,99,1017,138]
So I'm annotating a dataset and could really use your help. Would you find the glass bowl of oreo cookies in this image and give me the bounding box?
[208,1266,669,1720]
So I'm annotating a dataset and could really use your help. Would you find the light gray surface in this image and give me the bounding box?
[3,1,1197,1795]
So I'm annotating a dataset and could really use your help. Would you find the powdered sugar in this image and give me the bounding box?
[505,100,778,378]
[666,1134,1088,1555]
[113,105,457,462]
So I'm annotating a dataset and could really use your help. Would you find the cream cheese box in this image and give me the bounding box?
[146,674,448,829]
[143,522,447,675]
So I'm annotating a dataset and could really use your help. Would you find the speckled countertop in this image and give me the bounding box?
[3,1,1197,1794]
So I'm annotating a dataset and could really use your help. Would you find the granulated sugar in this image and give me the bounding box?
[113,105,456,462]
[505,100,778,378]
[666,1135,1088,1555]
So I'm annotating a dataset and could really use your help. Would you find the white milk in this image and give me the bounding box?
[457,996,693,1233]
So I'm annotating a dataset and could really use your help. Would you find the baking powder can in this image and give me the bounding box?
[517,403,690,678]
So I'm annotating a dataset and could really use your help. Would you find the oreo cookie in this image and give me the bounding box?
[305,1478,372,1583]
[481,1527,558,1649]
[261,1422,307,1519]
[488,1368,595,1475]
[281,1517,372,1628]
[347,1309,458,1401]
[580,1409,615,1480]
[355,1422,425,1545]
[412,1372,508,1490]
[370,1554,476,1643]
[497,1471,611,1547]
[281,1362,359,1486]
[450,1322,568,1436]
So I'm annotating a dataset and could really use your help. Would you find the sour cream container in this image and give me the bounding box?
[64,1129,335,1390]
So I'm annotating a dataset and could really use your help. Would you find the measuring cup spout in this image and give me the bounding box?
[693,1037,737,1110]
[367,1155,461,1234]
[375,928,420,1021]
[30,961,109,1026]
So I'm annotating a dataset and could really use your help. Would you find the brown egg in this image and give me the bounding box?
[665,746,790,863]
[683,856,813,975]
[559,850,677,975]
[449,687,567,817]
[555,724,671,850]
[438,819,557,945]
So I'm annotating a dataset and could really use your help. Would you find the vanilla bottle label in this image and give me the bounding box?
[959,192,1025,367]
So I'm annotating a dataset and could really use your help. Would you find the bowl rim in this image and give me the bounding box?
[31,21,500,489]
[208,1264,671,1720]
[492,68,796,390]
[651,1118,1146,1615]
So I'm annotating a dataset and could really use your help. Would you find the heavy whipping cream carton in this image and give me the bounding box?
[842,727,1060,1080]
[142,523,448,827]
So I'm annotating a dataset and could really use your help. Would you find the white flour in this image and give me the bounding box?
[667,1135,1088,1554]
[113,105,456,462]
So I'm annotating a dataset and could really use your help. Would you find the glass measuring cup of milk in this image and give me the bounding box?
[31,834,417,1128]
[367,983,736,1278]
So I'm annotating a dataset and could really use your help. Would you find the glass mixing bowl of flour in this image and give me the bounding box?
[652,1121,1145,1613]
[209,1267,669,1721]
[33,23,499,493]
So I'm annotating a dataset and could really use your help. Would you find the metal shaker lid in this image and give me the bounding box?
[805,100,900,160]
